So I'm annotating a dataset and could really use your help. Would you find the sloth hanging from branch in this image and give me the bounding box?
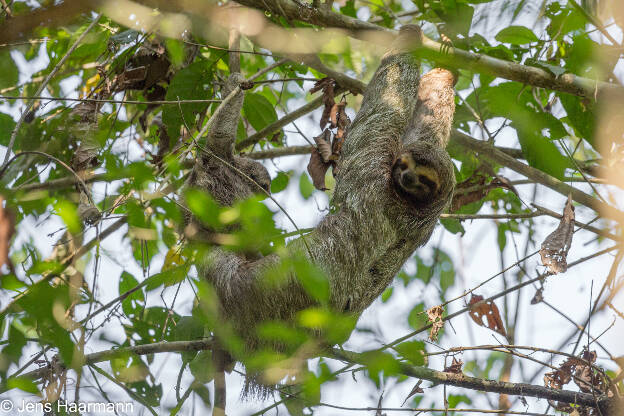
[184,23,456,387]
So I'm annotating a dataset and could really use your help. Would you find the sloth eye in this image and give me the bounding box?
[418,174,438,192]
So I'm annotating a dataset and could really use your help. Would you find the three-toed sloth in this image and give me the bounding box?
[185,25,456,362]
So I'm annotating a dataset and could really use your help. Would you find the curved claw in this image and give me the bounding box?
[439,33,454,55]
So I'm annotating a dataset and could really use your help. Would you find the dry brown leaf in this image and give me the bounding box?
[468,294,507,336]
[444,357,463,374]
[309,77,333,94]
[530,287,544,304]
[314,130,333,163]
[269,131,282,144]
[544,349,604,396]
[329,102,340,128]
[334,102,350,144]
[426,305,444,341]
[307,149,330,191]
[0,197,15,275]
[451,171,518,212]
[491,175,518,196]
[540,194,574,274]
[401,380,424,406]
[330,101,346,128]
[310,77,336,129]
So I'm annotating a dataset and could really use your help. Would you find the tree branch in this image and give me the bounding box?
[234,0,624,100]
[10,336,617,413]
[18,339,213,383]
[451,131,624,224]
[0,0,98,45]
[331,348,613,412]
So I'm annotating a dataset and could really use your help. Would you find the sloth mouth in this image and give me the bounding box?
[391,150,444,207]
[400,168,439,200]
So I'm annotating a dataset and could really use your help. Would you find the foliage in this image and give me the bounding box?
[0,0,621,415]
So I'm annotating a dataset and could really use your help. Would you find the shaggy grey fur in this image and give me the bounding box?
[188,24,456,362]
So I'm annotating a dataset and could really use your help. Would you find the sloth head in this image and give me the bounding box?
[391,142,455,208]
[235,157,271,195]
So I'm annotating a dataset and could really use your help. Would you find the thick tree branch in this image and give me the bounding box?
[16,339,213,387]
[331,348,614,412]
[0,0,99,45]
[451,131,624,224]
[234,0,624,100]
[10,337,617,413]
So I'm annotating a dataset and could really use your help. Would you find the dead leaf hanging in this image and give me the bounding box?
[307,80,350,190]
[314,129,333,163]
[530,287,544,304]
[426,305,444,341]
[310,77,336,130]
[401,380,424,406]
[444,357,463,374]
[307,149,330,191]
[467,294,507,336]
[540,194,574,274]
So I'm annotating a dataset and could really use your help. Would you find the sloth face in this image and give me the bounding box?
[391,152,441,203]
[237,158,271,194]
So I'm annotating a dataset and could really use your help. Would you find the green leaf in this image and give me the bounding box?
[174,316,205,362]
[0,51,19,90]
[189,350,214,383]
[516,128,568,180]
[495,26,539,44]
[184,188,221,229]
[166,39,185,66]
[0,113,16,146]
[361,350,401,386]
[559,93,595,145]
[270,171,290,193]
[299,173,315,199]
[381,286,393,302]
[111,354,150,383]
[525,58,567,77]
[6,377,39,394]
[497,224,507,251]
[440,218,465,235]
[163,60,215,138]
[408,304,427,329]
[293,257,330,303]
[448,394,472,407]
[243,92,278,132]
[118,272,145,318]
[394,340,425,366]
[435,249,455,293]
[256,321,308,349]
[340,0,357,17]
[145,266,187,292]
[54,200,81,233]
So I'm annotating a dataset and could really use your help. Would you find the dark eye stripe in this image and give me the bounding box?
[418,174,438,191]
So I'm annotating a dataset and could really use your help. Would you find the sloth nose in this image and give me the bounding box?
[402,171,417,186]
